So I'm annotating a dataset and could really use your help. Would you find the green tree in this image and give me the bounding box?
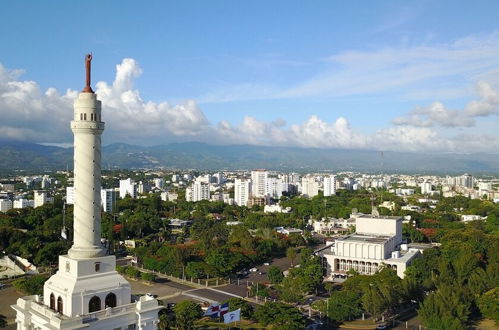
[173,301,201,330]
[125,267,141,279]
[477,287,499,325]
[268,265,284,284]
[279,276,304,303]
[286,247,297,266]
[254,302,305,329]
[140,272,155,282]
[12,275,48,295]
[324,290,362,322]
[418,285,471,330]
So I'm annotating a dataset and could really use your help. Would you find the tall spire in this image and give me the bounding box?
[82,53,94,93]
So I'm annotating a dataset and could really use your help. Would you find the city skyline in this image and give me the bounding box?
[1,1,499,152]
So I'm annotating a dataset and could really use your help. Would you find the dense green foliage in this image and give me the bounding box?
[12,275,49,295]
[267,265,284,284]
[254,302,305,329]
[173,301,201,330]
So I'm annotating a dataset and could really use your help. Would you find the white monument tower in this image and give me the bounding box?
[13,54,160,330]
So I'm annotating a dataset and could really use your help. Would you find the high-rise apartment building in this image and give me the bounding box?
[101,189,115,213]
[34,190,53,208]
[251,170,268,197]
[234,179,251,206]
[193,181,210,202]
[301,176,319,198]
[323,175,336,197]
[119,178,137,198]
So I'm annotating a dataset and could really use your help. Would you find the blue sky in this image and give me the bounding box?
[1,1,499,152]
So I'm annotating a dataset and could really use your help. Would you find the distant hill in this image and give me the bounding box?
[1,140,499,174]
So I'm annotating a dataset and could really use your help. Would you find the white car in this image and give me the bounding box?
[263,262,270,266]
[249,267,258,272]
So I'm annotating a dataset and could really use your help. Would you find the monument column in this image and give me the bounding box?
[68,54,105,259]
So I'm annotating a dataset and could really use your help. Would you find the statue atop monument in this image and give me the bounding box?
[82,53,94,93]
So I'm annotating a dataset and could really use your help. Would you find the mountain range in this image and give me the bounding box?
[1,140,499,175]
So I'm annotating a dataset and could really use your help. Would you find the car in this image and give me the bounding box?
[375,325,387,330]
[249,267,258,272]
[258,271,264,275]
[263,262,270,266]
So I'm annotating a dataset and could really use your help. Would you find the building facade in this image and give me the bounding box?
[319,215,421,279]
[234,179,251,206]
[119,178,137,199]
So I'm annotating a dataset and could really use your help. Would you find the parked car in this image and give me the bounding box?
[249,267,258,272]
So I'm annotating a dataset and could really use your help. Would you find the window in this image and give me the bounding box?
[105,293,117,308]
[65,261,70,272]
[80,113,83,120]
[84,113,87,120]
[91,113,94,121]
[95,262,100,272]
[49,293,55,310]
[57,296,63,313]
[89,296,101,313]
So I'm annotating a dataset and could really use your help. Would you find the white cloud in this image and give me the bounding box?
[393,81,499,128]
[1,58,499,153]
[464,81,499,116]
[393,101,475,127]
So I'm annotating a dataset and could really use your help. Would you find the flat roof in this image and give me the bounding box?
[337,234,391,244]
[356,215,403,220]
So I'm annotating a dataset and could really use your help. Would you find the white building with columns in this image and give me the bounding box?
[12,55,160,330]
[319,214,422,279]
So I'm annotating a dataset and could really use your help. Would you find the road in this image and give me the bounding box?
[131,254,296,307]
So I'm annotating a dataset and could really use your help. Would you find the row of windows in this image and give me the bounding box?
[90,293,117,312]
[79,113,101,121]
[49,292,117,314]
[49,293,63,313]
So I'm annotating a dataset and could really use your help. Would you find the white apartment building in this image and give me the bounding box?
[478,182,493,196]
[66,186,75,205]
[267,177,286,199]
[161,191,178,202]
[185,186,194,202]
[212,172,225,184]
[34,190,53,208]
[234,179,251,206]
[251,170,268,197]
[13,199,34,209]
[319,215,421,278]
[119,178,137,199]
[193,181,210,202]
[323,175,336,197]
[101,189,115,213]
[460,174,473,189]
[0,199,13,213]
[153,178,164,190]
[421,182,433,195]
[301,176,319,198]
